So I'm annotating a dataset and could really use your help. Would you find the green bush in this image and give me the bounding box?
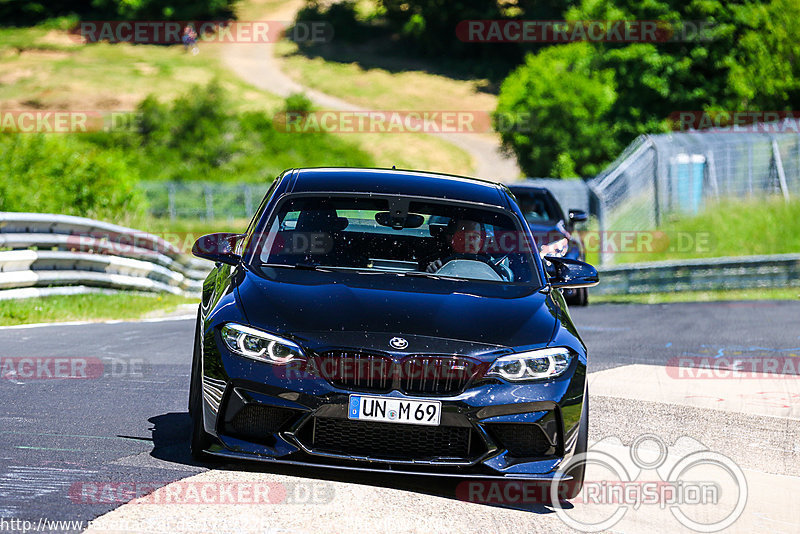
[106,81,375,183]
[295,1,380,44]
[283,93,314,113]
[0,134,145,221]
[495,0,800,178]
[495,43,619,178]
[0,83,375,221]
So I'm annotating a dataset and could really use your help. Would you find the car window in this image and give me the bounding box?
[515,191,561,224]
[249,195,537,284]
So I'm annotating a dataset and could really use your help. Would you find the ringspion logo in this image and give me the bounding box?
[458,434,747,532]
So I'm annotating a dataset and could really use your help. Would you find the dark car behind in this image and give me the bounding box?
[507,184,590,306]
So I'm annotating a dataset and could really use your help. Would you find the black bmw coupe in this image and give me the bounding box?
[189,168,598,494]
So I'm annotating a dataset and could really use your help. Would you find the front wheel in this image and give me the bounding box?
[561,390,589,499]
[189,315,214,461]
[565,287,588,306]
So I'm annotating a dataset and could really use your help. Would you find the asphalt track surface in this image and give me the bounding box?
[1,301,798,532]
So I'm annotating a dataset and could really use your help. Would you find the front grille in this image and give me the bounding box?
[399,356,480,396]
[315,352,483,396]
[316,351,393,392]
[305,417,482,461]
[487,423,553,457]
[227,404,298,443]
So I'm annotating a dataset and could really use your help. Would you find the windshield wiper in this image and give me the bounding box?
[402,271,464,281]
[292,262,319,270]
[259,262,321,270]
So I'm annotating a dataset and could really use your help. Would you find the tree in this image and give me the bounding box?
[495,42,619,177]
[496,0,800,177]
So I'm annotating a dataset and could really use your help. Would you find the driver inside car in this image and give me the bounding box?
[425,218,484,273]
[425,218,515,281]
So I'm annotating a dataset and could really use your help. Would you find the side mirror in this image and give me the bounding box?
[568,209,588,224]
[192,233,244,265]
[545,256,598,289]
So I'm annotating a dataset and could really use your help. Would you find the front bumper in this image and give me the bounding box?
[199,336,586,478]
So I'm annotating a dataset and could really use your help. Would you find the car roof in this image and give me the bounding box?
[285,168,508,208]
[507,184,552,195]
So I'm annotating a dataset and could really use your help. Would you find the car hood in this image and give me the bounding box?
[236,267,558,353]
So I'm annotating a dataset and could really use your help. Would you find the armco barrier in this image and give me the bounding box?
[595,253,800,295]
[0,212,211,299]
[2,213,796,299]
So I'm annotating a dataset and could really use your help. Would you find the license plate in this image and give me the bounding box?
[348,395,441,426]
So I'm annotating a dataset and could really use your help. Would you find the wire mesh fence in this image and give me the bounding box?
[588,124,800,264]
[139,181,268,220]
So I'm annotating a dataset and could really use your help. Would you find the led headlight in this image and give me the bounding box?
[487,347,573,381]
[539,238,569,258]
[220,323,303,364]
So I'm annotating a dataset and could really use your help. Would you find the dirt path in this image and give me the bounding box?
[221,1,520,181]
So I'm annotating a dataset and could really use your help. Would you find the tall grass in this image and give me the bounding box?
[612,197,800,263]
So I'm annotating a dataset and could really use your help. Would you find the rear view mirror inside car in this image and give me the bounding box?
[375,211,425,229]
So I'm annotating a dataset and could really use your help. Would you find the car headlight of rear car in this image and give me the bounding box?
[487,347,573,381]
[539,238,569,258]
[220,323,303,364]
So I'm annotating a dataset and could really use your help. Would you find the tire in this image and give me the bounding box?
[561,390,589,500]
[566,287,589,307]
[189,313,214,461]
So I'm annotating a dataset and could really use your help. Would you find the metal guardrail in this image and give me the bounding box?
[595,253,800,295]
[2,213,795,300]
[0,212,211,299]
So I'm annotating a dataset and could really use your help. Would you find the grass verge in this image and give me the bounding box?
[275,40,497,114]
[0,292,197,326]
[608,197,800,264]
[0,14,456,174]
[591,287,800,304]
[0,24,283,113]
[272,41,483,176]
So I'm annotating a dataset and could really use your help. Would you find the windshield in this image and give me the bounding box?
[513,190,562,225]
[247,195,539,284]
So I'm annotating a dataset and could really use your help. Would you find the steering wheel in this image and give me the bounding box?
[439,253,510,280]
